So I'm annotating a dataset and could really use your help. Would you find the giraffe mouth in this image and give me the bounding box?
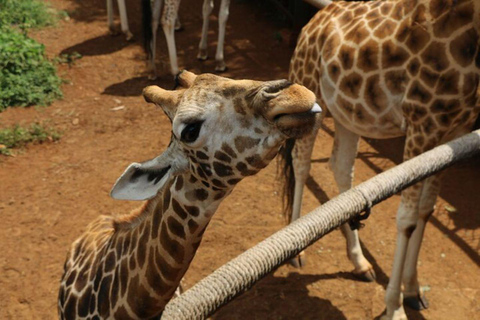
[274,103,322,137]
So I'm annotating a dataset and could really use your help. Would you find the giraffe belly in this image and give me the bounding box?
[327,104,405,139]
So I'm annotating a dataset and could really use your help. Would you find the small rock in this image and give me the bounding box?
[72,118,80,125]
[113,98,122,104]
[0,144,6,149]
[111,106,125,111]
[444,205,457,213]
[440,253,446,259]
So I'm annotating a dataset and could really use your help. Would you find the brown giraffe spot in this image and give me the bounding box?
[323,31,340,62]
[214,150,232,163]
[98,275,112,317]
[167,216,186,239]
[463,72,479,96]
[380,2,393,15]
[235,161,257,176]
[385,70,407,95]
[227,178,241,185]
[433,0,474,38]
[382,40,409,68]
[340,72,363,99]
[129,254,136,271]
[358,40,379,73]
[338,9,353,24]
[188,219,199,234]
[327,61,341,84]
[405,24,431,54]
[113,306,131,319]
[172,198,188,219]
[223,85,245,97]
[354,104,375,124]
[411,105,428,122]
[450,28,479,67]
[374,19,397,39]
[337,95,354,116]
[390,1,404,21]
[189,175,198,183]
[103,251,116,273]
[365,75,387,112]
[339,45,355,71]
[110,269,120,307]
[213,190,227,200]
[366,8,380,21]
[160,221,184,264]
[419,67,440,88]
[414,135,426,146]
[345,22,369,45]
[436,69,460,95]
[245,154,267,169]
[353,5,368,16]
[63,295,77,320]
[199,162,213,177]
[133,277,163,318]
[368,17,382,30]
[254,127,264,134]
[119,258,129,296]
[76,285,92,317]
[421,41,449,72]
[137,228,149,268]
[184,204,199,217]
[154,249,181,284]
[213,161,234,177]
[65,269,77,287]
[431,99,461,114]
[201,180,210,188]
[211,178,227,188]
[407,58,421,76]
[196,151,209,160]
[234,136,260,153]
[408,80,432,104]
[195,188,209,201]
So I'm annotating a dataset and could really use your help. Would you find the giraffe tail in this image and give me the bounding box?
[278,138,296,223]
[142,0,153,58]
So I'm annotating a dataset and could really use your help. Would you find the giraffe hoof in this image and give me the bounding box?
[288,253,307,268]
[125,32,134,42]
[353,268,376,282]
[197,51,208,61]
[215,61,227,73]
[404,293,429,310]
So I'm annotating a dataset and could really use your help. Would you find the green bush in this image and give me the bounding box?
[0,122,61,155]
[0,0,63,110]
[0,28,63,110]
[0,0,57,29]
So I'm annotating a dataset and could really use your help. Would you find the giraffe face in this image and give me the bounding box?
[111,71,321,200]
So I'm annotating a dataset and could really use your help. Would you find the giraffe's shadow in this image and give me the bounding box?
[211,272,348,320]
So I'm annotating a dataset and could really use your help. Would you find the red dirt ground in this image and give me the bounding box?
[0,0,479,319]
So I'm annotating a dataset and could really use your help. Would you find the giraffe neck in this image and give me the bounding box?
[106,173,228,319]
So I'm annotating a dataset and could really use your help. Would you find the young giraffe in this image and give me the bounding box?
[283,0,480,319]
[144,0,231,78]
[58,71,322,319]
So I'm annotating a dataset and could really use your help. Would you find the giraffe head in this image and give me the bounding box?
[110,71,321,200]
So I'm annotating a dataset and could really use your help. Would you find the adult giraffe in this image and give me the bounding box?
[58,71,322,319]
[282,0,480,319]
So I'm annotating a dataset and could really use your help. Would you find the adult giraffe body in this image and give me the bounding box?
[284,0,480,319]
[58,71,322,319]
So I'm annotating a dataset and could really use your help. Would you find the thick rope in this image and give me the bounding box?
[162,130,480,319]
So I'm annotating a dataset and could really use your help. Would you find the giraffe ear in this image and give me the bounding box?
[110,142,189,200]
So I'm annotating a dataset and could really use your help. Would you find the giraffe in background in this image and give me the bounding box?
[58,70,322,319]
[143,0,231,78]
[283,0,480,319]
[106,0,231,77]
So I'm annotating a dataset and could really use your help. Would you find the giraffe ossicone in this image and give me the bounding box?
[58,70,321,319]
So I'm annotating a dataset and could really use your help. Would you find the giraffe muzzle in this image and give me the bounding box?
[274,103,322,137]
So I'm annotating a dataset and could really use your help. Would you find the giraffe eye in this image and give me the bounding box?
[181,121,204,143]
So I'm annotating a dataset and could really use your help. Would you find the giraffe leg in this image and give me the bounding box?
[288,128,319,268]
[198,0,214,61]
[107,0,117,35]
[148,0,163,80]
[116,0,134,41]
[331,119,375,282]
[161,0,180,76]
[402,175,441,310]
[214,0,230,72]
